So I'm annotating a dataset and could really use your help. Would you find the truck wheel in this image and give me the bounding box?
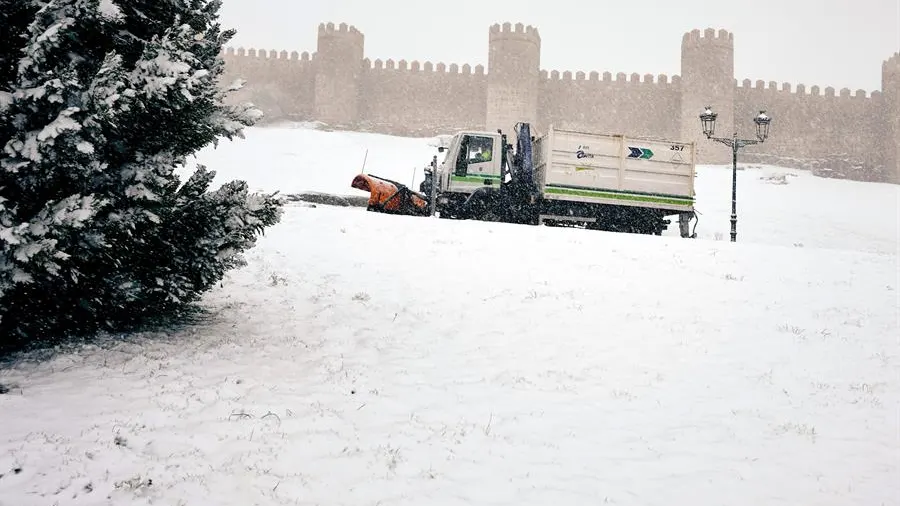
[437,204,457,219]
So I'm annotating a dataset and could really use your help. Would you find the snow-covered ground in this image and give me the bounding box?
[1,123,898,506]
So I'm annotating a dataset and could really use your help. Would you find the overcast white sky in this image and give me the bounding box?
[219,0,899,93]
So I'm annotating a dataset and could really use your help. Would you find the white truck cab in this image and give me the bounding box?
[436,130,505,195]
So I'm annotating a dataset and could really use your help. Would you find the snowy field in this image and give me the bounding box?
[181,122,900,255]
[1,123,898,506]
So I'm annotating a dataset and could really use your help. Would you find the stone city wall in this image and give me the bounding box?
[219,22,900,183]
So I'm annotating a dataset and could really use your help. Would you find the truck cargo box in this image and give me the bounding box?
[533,126,696,212]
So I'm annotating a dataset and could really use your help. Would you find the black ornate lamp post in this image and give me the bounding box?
[699,107,772,242]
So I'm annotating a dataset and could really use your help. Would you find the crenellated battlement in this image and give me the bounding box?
[735,78,874,99]
[884,52,900,73]
[540,69,681,86]
[318,22,364,41]
[682,27,733,47]
[489,22,540,44]
[222,47,313,62]
[366,58,485,75]
[490,21,540,37]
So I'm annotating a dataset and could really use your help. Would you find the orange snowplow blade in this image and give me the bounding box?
[351,173,429,216]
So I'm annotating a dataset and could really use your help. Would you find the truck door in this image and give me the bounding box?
[450,134,500,191]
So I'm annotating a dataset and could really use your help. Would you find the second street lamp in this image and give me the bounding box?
[699,106,772,242]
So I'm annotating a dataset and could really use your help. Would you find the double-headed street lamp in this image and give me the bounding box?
[699,107,772,242]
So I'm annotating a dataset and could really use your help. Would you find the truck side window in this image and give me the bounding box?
[467,136,493,163]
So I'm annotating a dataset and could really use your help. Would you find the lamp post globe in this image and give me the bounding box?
[700,106,718,138]
[754,110,771,142]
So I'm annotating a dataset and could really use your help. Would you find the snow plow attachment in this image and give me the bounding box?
[351,174,430,216]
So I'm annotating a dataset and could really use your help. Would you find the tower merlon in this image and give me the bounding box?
[885,52,900,72]
[318,21,364,43]
[489,21,541,43]
[682,27,733,47]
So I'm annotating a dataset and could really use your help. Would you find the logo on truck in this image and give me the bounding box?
[627,147,654,160]
[575,145,595,159]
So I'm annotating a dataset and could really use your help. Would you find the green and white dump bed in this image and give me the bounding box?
[532,126,696,213]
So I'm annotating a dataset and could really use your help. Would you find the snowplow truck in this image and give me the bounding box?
[354,123,698,237]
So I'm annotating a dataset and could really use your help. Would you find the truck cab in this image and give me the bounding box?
[437,130,504,193]
[421,130,506,217]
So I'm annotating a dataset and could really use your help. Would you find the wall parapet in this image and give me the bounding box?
[222,47,313,62]
[735,77,875,98]
[540,69,681,86]
[365,58,485,75]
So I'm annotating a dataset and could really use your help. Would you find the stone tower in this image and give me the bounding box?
[680,28,735,165]
[485,22,541,137]
[883,52,900,183]
[314,22,364,128]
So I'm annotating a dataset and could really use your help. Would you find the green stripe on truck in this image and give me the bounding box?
[451,175,501,183]
[544,186,693,205]
[547,183,694,200]
[449,176,693,206]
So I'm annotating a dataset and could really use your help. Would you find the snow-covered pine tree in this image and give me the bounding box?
[0,1,42,87]
[0,0,283,352]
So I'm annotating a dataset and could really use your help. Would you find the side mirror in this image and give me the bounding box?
[438,146,445,153]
